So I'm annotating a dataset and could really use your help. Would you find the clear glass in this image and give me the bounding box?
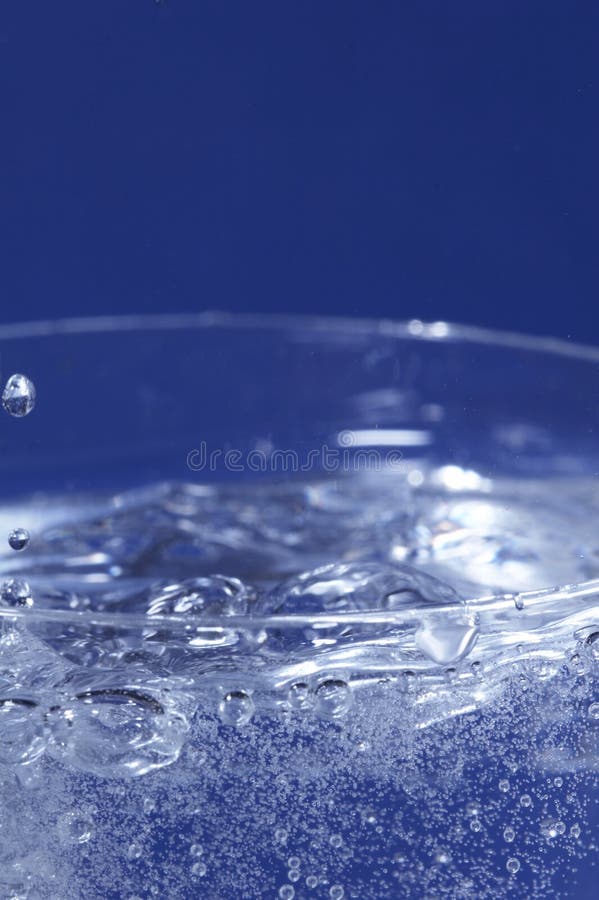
[0,314,598,899]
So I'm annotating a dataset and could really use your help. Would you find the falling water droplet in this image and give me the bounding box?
[7,528,30,552]
[2,373,36,418]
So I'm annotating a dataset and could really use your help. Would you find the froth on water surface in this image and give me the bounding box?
[0,466,598,898]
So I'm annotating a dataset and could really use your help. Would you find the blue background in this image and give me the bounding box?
[1,1,597,340]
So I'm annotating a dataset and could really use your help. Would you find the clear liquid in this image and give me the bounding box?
[1,466,598,898]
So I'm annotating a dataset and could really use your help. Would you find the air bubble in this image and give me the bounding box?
[127,842,143,860]
[314,679,353,721]
[191,861,207,877]
[57,810,94,845]
[279,887,295,899]
[218,690,255,727]
[506,858,521,874]
[48,687,190,778]
[0,578,33,608]
[415,615,478,665]
[287,682,312,713]
[0,696,48,765]
[540,818,566,839]
[330,887,345,899]
[498,779,510,793]
[2,373,36,418]
[587,701,599,720]
[519,794,532,808]
[503,827,515,843]
[7,528,30,552]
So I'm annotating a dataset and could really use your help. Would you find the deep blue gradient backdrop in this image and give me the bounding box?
[1,2,597,340]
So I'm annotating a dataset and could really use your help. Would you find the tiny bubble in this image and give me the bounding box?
[587,701,599,721]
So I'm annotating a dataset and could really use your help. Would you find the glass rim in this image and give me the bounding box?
[0,311,598,364]
[1,575,597,636]
[2,311,598,633]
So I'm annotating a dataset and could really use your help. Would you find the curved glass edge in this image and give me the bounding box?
[2,577,598,630]
[0,311,598,364]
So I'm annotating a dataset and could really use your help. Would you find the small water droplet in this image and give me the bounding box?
[2,373,36,417]
[7,528,30,552]
[314,679,353,720]
[514,596,524,611]
[143,797,156,815]
[0,578,33,608]
[218,690,254,727]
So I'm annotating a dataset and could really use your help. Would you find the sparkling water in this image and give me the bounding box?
[1,466,598,898]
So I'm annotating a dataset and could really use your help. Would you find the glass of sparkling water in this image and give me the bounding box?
[0,314,598,899]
